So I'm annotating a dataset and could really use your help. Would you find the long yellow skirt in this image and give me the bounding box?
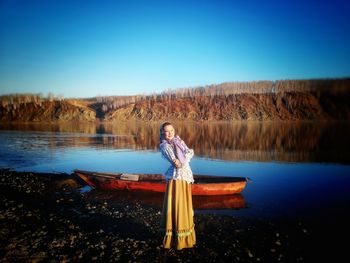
[160,179,196,250]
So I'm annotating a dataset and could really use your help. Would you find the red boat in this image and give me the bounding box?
[74,169,248,196]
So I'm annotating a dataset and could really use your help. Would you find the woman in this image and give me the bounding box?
[159,122,196,250]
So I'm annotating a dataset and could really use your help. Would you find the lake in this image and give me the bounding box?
[1,121,350,221]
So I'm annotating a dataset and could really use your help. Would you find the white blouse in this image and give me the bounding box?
[160,140,194,184]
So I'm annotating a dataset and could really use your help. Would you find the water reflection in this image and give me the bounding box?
[1,121,349,164]
[1,122,350,222]
[87,190,246,210]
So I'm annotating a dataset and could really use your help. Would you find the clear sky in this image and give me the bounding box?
[0,0,349,98]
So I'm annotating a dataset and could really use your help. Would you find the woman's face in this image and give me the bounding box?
[163,125,175,141]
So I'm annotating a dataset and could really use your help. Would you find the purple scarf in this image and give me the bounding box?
[161,135,186,165]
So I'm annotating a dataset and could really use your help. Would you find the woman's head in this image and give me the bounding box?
[160,122,175,142]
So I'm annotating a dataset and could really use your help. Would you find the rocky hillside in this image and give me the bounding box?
[105,92,349,121]
[0,100,95,122]
[1,78,349,122]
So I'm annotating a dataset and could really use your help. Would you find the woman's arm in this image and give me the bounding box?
[160,143,181,168]
[180,139,194,162]
[185,148,194,161]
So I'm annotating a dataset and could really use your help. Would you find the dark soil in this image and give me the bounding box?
[0,169,348,262]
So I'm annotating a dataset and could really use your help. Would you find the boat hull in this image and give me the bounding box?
[74,170,248,196]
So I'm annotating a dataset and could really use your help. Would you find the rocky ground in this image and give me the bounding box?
[0,169,346,262]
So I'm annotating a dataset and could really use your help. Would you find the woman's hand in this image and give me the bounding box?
[173,159,182,168]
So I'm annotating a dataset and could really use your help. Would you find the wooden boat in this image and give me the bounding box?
[74,169,248,196]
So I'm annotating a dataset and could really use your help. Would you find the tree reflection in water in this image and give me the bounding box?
[1,121,349,164]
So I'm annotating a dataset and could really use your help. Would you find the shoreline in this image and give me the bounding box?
[0,169,347,262]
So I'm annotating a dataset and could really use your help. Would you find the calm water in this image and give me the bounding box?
[1,121,350,220]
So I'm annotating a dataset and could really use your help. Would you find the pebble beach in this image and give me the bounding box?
[0,169,347,262]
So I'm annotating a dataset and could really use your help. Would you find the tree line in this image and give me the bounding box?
[1,78,349,112]
[96,78,350,112]
[0,92,66,109]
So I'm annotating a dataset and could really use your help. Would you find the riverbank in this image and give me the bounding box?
[2,78,350,122]
[0,169,347,262]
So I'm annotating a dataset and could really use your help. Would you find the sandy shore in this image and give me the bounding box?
[0,169,347,262]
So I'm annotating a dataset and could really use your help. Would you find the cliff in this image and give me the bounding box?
[105,92,350,121]
[1,79,350,122]
[0,100,95,122]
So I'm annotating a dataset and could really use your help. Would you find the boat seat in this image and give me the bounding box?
[120,173,140,181]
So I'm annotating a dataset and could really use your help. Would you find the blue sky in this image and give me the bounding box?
[0,0,349,98]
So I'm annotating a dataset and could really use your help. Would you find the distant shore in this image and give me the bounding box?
[1,79,350,122]
[0,169,347,262]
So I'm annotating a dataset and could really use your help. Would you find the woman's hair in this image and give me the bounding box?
[160,122,173,143]
[161,122,172,130]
